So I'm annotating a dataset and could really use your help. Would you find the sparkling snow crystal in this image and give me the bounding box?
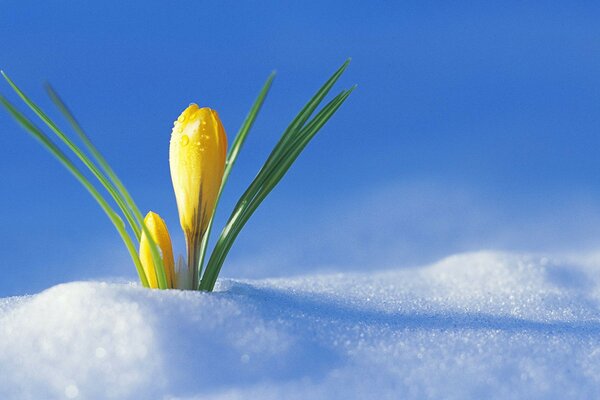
[1,251,600,399]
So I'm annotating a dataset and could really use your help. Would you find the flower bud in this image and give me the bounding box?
[169,104,227,287]
[139,211,175,288]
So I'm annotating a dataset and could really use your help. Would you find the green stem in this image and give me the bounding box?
[186,232,201,290]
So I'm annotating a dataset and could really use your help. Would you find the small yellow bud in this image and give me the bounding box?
[139,211,175,288]
[169,104,227,288]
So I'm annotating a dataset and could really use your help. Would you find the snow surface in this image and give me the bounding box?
[2,251,600,399]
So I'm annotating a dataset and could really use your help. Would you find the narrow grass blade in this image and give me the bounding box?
[1,72,142,241]
[200,84,355,291]
[196,72,275,286]
[45,85,145,224]
[231,60,351,213]
[224,71,276,184]
[44,84,169,289]
[0,95,150,288]
[262,59,350,170]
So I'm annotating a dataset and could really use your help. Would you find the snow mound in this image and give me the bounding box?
[2,251,600,399]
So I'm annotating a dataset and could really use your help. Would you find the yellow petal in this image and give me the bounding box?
[169,104,227,288]
[139,211,176,288]
[169,104,227,237]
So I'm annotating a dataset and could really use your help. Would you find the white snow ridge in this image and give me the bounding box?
[1,251,600,399]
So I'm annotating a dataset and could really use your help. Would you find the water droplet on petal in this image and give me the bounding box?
[181,135,189,146]
[177,114,186,123]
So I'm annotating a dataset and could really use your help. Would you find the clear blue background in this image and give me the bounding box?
[2,1,600,296]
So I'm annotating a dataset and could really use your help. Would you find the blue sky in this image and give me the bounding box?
[2,1,600,296]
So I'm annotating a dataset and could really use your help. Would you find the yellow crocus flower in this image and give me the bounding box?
[139,211,176,288]
[169,104,227,288]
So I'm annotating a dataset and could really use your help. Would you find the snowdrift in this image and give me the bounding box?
[2,251,600,399]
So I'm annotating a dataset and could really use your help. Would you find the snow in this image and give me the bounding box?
[2,251,600,399]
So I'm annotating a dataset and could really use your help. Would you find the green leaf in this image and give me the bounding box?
[196,72,276,286]
[45,84,145,221]
[44,84,169,289]
[200,61,355,291]
[0,94,150,288]
[224,71,276,184]
[1,72,142,241]
[230,59,351,216]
